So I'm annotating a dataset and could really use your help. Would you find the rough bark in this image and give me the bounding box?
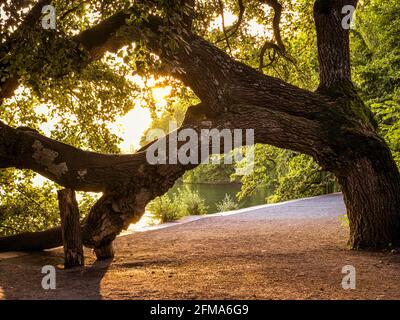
[314,0,355,93]
[58,189,84,268]
[94,243,115,260]
[338,149,400,249]
[0,0,399,254]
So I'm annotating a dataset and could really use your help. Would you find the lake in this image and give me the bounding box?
[167,182,271,214]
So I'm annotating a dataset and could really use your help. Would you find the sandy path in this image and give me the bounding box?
[0,193,399,300]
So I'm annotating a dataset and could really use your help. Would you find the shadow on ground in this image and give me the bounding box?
[0,249,111,299]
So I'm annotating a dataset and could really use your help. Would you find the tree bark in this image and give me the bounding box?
[58,189,84,268]
[337,148,400,249]
[94,243,115,260]
[314,0,355,93]
[312,0,400,248]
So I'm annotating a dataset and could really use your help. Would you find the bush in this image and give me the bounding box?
[178,187,209,215]
[147,187,208,222]
[0,175,98,237]
[0,169,74,236]
[147,194,183,223]
[339,213,349,229]
[216,194,239,212]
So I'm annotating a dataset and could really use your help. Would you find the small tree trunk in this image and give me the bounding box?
[94,242,114,260]
[58,189,84,268]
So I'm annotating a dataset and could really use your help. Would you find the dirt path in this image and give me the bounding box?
[0,193,399,300]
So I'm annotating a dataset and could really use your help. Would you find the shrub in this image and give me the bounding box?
[216,194,239,212]
[147,194,183,223]
[147,187,208,223]
[178,187,209,215]
[339,213,349,229]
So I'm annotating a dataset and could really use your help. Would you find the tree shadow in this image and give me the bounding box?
[0,249,112,300]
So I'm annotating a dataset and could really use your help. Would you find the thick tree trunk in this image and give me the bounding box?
[337,150,400,249]
[314,0,355,93]
[58,189,84,268]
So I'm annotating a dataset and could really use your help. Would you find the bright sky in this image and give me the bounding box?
[110,104,151,153]
[210,6,273,38]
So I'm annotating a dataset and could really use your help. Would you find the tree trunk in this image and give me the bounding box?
[94,243,115,260]
[58,189,84,268]
[312,0,400,248]
[337,151,400,249]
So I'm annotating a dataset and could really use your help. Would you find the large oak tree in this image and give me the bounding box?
[0,0,399,258]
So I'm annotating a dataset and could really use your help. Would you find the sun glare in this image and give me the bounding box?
[209,11,237,31]
[152,86,172,109]
[110,103,152,153]
[209,9,274,40]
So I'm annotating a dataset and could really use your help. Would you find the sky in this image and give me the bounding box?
[109,104,151,153]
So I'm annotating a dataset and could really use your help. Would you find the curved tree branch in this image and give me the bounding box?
[215,0,245,44]
[259,0,295,70]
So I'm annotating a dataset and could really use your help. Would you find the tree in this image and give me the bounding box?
[0,0,399,258]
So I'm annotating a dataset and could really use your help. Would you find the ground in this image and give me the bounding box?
[0,193,399,300]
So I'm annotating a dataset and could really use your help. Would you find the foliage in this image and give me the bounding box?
[140,99,192,147]
[147,186,208,222]
[183,162,237,184]
[0,171,60,236]
[216,194,239,212]
[267,154,338,203]
[351,0,400,168]
[178,186,209,215]
[0,169,97,236]
[234,145,338,203]
[370,101,400,167]
[146,193,184,223]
